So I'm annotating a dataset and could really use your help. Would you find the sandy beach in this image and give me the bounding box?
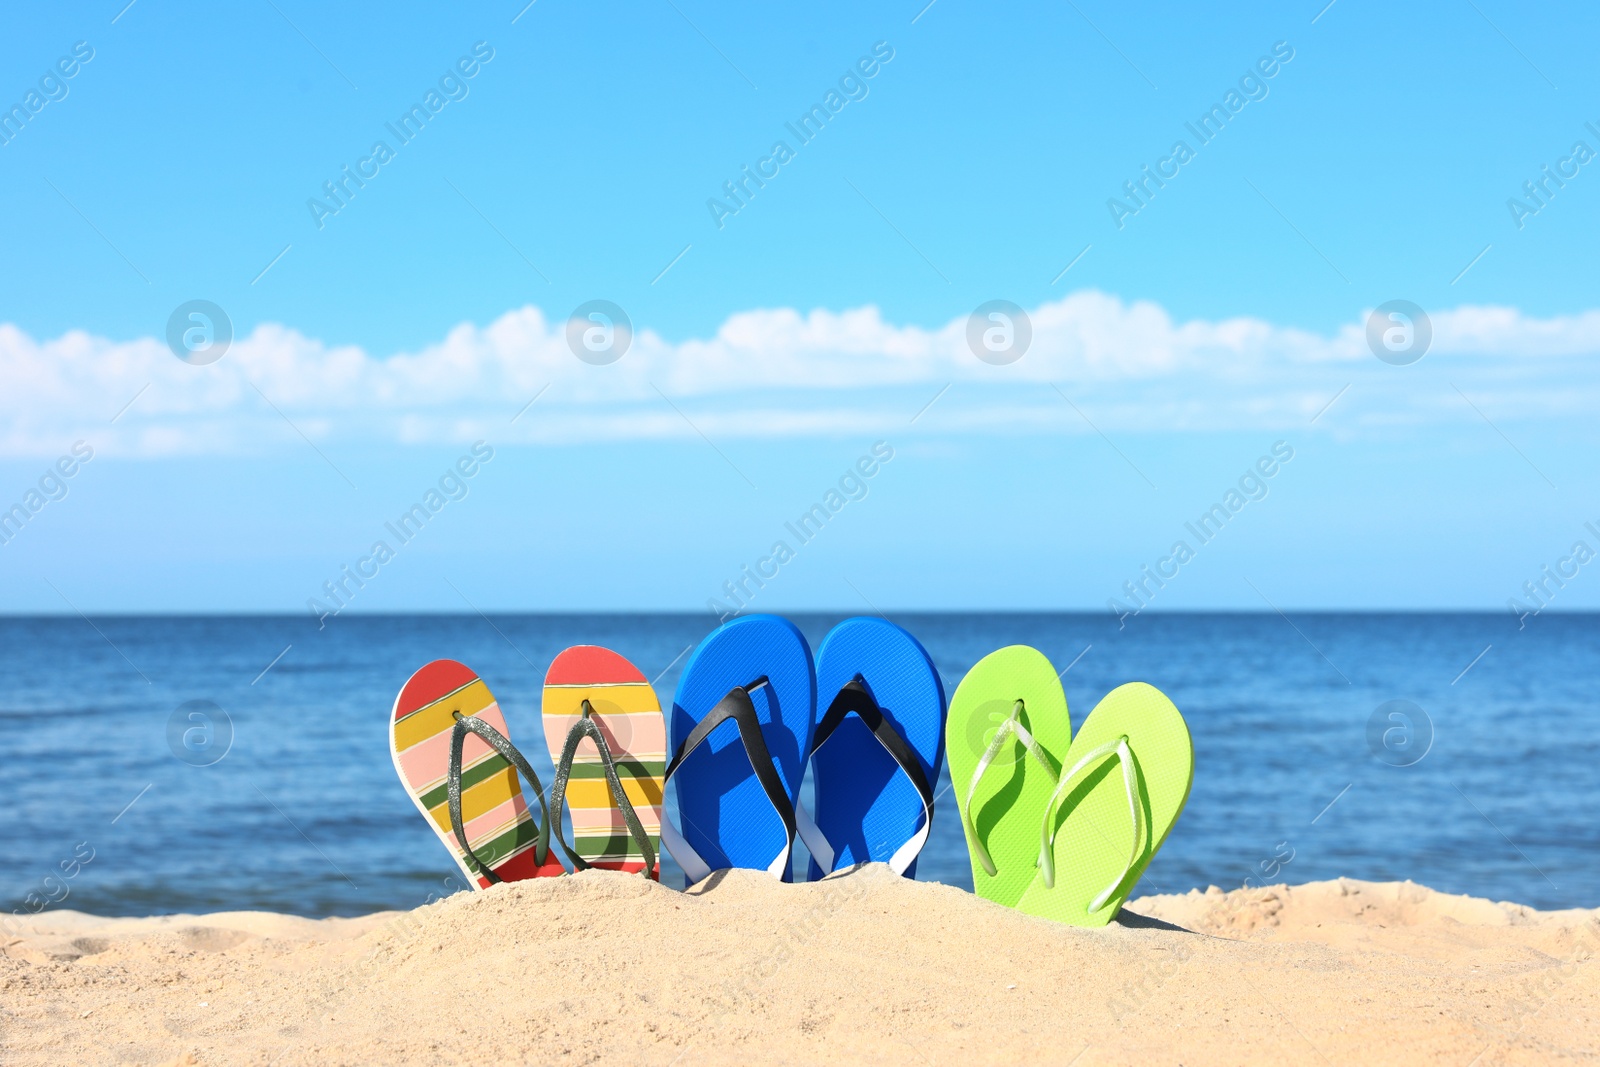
[3,865,1596,1066]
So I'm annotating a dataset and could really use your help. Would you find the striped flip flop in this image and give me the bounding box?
[541,646,665,879]
[391,659,567,888]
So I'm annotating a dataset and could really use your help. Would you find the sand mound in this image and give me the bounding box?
[1136,877,1595,935]
[3,867,1596,1065]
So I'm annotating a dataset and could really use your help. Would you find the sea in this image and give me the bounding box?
[2,613,1595,918]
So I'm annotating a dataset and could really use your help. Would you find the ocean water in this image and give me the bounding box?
[1,613,1595,919]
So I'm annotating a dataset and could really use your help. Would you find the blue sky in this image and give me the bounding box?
[1,0,1598,617]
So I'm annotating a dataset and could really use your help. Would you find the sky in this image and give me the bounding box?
[1,0,1598,618]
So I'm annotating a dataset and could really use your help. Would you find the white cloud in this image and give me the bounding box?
[1,292,1596,456]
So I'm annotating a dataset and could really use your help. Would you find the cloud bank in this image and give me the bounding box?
[3,291,1598,456]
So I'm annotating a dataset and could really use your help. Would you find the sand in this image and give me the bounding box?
[3,866,1597,1065]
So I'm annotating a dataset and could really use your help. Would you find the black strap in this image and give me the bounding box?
[549,700,658,878]
[662,677,797,860]
[447,713,559,884]
[811,677,935,817]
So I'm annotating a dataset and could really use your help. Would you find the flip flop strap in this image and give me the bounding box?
[796,678,936,876]
[447,714,554,884]
[660,678,798,884]
[548,701,658,878]
[1038,735,1143,912]
[961,700,1058,878]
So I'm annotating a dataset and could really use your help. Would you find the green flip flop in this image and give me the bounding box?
[1015,681,1193,927]
[945,646,1070,909]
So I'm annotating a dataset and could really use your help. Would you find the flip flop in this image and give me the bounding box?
[798,617,946,880]
[945,645,1071,908]
[662,614,815,886]
[541,646,665,879]
[390,659,567,888]
[1015,682,1193,927]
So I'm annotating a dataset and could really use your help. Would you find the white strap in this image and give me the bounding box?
[961,700,1058,877]
[796,783,931,878]
[661,740,796,889]
[795,801,835,874]
[797,730,936,878]
[765,835,793,879]
[659,805,712,885]
[1037,735,1142,913]
[886,809,931,876]
[661,801,793,884]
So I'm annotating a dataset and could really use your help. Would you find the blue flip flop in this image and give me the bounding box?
[661,614,816,885]
[798,617,946,880]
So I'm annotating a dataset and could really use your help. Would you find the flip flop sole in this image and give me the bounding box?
[944,645,1071,908]
[391,659,564,888]
[1015,681,1193,926]
[809,617,945,879]
[670,614,815,880]
[542,646,665,878]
